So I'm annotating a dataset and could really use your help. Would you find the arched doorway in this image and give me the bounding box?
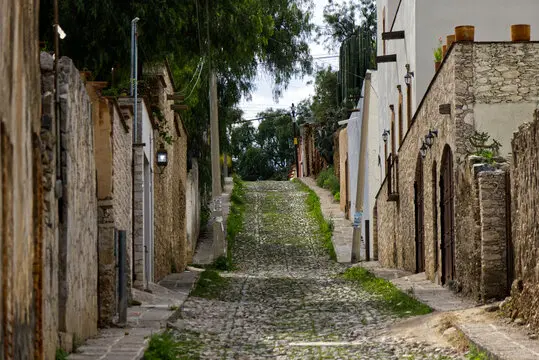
[414,154,425,273]
[440,146,455,285]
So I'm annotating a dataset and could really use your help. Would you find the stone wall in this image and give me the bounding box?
[0,1,41,358]
[375,42,524,300]
[509,111,539,329]
[333,130,340,180]
[186,159,201,260]
[57,57,99,341]
[147,65,189,281]
[40,53,60,360]
[90,85,133,325]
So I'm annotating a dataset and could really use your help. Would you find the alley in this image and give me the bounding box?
[171,181,462,359]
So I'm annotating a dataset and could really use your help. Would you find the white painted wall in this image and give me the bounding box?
[361,71,381,256]
[347,85,365,215]
[475,103,539,157]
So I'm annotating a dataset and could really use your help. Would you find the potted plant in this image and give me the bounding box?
[434,38,442,71]
[455,25,475,42]
[511,24,531,42]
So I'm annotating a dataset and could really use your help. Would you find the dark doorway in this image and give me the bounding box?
[440,146,455,285]
[414,155,425,273]
[345,156,350,219]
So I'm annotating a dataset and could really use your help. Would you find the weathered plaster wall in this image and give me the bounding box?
[510,111,539,329]
[58,57,98,341]
[1,1,41,357]
[91,87,133,325]
[186,159,200,260]
[339,128,349,213]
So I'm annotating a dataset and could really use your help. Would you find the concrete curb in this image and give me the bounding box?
[454,324,501,360]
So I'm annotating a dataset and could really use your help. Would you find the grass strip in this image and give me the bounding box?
[295,179,337,261]
[144,330,202,360]
[190,270,229,299]
[343,267,432,317]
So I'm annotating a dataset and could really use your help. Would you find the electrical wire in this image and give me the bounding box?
[184,58,206,100]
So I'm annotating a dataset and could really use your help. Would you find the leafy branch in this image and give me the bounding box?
[468,131,502,163]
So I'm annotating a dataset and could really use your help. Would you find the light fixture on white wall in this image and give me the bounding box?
[382,129,390,143]
[404,64,415,85]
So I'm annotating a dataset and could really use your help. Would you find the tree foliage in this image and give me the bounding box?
[317,0,377,51]
[231,109,295,180]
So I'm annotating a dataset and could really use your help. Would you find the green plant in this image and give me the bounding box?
[55,348,69,360]
[295,180,337,260]
[434,37,443,62]
[153,109,174,145]
[190,270,228,299]
[144,331,182,360]
[466,345,489,360]
[316,167,340,195]
[342,267,432,317]
[223,175,247,269]
[334,192,340,202]
[468,131,501,160]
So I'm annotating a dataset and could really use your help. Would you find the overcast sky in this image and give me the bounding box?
[238,1,341,122]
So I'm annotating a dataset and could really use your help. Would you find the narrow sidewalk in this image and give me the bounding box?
[68,270,201,360]
[298,176,355,263]
[361,261,539,360]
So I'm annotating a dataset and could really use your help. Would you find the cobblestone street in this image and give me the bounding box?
[173,181,463,359]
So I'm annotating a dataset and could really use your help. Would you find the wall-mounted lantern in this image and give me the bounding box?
[156,145,168,173]
[420,141,428,158]
[404,64,415,85]
[425,129,439,148]
[382,129,390,143]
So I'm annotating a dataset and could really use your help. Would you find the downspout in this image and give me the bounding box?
[130,17,140,287]
[131,17,140,142]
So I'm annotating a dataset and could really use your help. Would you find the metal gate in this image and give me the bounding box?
[414,155,425,273]
[440,146,455,285]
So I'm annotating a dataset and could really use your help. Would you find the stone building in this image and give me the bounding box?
[374,41,539,301]
[1,0,42,358]
[143,64,189,281]
[299,124,327,178]
[88,83,133,326]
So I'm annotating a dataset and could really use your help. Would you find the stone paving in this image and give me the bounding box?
[299,177,358,263]
[171,181,464,359]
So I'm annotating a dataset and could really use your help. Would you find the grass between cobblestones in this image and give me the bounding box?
[145,330,202,360]
[295,179,337,261]
[222,175,247,270]
[190,270,229,299]
[343,267,432,317]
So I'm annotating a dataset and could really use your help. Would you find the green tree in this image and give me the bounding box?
[237,147,273,181]
[230,122,256,159]
[256,109,295,171]
[317,0,377,50]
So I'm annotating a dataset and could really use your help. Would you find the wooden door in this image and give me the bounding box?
[414,155,425,273]
[441,146,455,285]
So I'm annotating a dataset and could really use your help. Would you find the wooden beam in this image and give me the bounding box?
[439,104,451,115]
[167,93,185,101]
[171,104,189,111]
[382,31,405,40]
[376,54,397,64]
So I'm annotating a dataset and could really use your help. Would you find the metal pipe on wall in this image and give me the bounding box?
[131,18,140,143]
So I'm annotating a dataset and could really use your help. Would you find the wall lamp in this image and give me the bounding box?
[382,129,390,143]
[425,129,439,148]
[420,141,428,159]
[404,64,415,85]
[156,145,168,173]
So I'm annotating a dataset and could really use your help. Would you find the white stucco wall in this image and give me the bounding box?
[361,71,381,255]
[475,103,539,157]
[347,84,365,215]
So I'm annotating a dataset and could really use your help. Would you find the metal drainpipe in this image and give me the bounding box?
[131,17,140,143]
[53,0,62,199]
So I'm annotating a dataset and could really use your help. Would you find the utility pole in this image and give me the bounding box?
[207,0,225,259]
[352,73,371,263]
